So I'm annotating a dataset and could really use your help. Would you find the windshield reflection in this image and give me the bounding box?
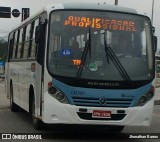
[48,11,154,81]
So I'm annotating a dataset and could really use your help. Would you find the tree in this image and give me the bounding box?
[0,37,7,62]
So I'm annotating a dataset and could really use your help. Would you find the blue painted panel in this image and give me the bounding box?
[0,61,4,65]
[52,79,152,107]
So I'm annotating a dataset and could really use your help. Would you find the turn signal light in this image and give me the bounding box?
[48,82,52,87]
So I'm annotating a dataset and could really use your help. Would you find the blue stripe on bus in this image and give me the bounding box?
[52,79,152,107]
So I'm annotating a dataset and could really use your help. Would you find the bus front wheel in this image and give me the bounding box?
[31,96,43,130]
[10,84,19,112]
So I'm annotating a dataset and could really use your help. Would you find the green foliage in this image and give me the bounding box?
[0,37,7,62]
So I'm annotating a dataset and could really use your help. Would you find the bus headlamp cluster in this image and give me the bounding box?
[48,86,57,94]
[137,86,154,106]
[48,82,69,104]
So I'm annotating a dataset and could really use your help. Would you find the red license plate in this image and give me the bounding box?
[92,110,111,118]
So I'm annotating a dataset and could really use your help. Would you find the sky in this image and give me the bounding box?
[0,0,159,50]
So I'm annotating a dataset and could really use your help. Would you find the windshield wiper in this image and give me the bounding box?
[76,28,92,79]
[104,32,131,82]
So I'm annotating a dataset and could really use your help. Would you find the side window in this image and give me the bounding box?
[10,33,15,60]
[141,31,146,55]
[29,19,40,59]
[23,24,31,59]
[12,31,18,59]
[17,28,23,59]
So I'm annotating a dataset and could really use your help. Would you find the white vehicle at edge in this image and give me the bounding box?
[5,2,157,131]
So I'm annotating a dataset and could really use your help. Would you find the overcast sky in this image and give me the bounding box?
[0,0,159,49]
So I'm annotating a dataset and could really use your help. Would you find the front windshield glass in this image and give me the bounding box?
[48,11,154,81]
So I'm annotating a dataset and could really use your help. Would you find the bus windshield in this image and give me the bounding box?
[48,11,154,81]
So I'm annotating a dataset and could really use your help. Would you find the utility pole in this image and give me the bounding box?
[115,0,118,5]
[151,0,154,24]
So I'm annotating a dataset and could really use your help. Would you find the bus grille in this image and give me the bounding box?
[72,97,133,108]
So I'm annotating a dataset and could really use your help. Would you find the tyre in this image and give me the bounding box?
[31,96,43,130]
[10,84,19,112]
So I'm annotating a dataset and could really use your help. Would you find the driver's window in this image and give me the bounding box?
[141,30,146,56]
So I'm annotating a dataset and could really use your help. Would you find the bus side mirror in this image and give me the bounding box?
[35,19,47,44]
[35,25,42,44]
[154,36,157,52]
[152,27,155,33]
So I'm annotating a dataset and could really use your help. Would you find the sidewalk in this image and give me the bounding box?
[154,87,160,105]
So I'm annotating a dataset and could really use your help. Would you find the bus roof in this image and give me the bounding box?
[10,2,137,32]
[62,2,137,14]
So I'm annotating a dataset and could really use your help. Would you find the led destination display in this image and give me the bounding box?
[64,16,137,32]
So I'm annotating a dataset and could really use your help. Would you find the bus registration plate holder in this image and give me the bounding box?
[92,110,111,118]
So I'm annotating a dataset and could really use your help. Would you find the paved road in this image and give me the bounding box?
[0,79,160,141]
[0,107,160,142]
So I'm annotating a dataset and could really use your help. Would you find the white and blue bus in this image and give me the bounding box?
[5,2,157,130]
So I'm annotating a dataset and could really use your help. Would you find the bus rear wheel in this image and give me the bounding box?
[31,96,43,130]
[10,84,19,112]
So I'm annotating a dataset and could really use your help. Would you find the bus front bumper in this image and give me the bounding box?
[43,93,154,126]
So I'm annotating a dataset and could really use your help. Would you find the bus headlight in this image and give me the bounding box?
[48,82,69,104]
[146,91,154,99]
[56,93,64,100]
[137,96,147,106]
[48,86,57,94]
[49,90,69,104]
[146,86,154,99]
[137,86,154,106]
[56,92,68,103]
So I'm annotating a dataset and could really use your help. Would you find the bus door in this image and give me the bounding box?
[34,14,47,117]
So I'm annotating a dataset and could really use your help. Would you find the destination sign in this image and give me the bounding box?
[64,16,137,32]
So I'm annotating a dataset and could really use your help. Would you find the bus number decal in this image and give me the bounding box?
[61,48,71,56]
[71,91,85,96]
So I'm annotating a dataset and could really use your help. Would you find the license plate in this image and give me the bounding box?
[92,110,111,118]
